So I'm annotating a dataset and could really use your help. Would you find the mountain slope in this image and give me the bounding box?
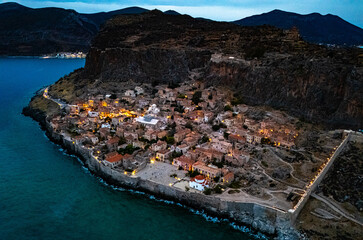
[0,2,97,55]
[0,3,147,55]
[81,7,148,27]
[234,9,363,46]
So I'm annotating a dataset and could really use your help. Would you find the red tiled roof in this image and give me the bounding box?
[105,151,118,159]
[229,134,244,141]
[191,175,209,186]
[157,149,170,154]
[224,172,234,179]
[107,137,119,145]
[175,156,194,165]
[105,153,123,163]
[194,175,205,181]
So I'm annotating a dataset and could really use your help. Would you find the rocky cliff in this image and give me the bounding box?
[50,10,363,129]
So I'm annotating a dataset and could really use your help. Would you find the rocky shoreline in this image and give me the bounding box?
[22,95,304,239]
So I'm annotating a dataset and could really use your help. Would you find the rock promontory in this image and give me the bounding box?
[50,10,363,128]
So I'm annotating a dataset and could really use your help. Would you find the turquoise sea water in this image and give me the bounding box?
[0,58,262,240]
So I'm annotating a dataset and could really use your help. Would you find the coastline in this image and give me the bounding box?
[0,54,86,59]
[22,94,303,240]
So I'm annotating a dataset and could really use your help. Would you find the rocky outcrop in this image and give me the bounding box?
[63,10,363,129]
[85,48,211,83]
[205,55,363,129]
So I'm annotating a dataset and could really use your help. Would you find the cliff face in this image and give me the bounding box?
[206,55,363,128]
[57,10,363,129]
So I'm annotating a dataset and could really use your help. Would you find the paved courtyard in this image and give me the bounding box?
[136,162,188,186]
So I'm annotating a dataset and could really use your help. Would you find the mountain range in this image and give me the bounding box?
[0,2,362,55]
[234,9,363,46]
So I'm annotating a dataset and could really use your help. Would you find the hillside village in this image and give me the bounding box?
[46,80,309,198]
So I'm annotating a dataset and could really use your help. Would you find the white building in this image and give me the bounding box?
[88,111,99,117]
[101,123,111,128]
[147,104,160,116]
[135,86,144,95]
[176,144,189,154]
[136,115,159,126]
[189,175,209,191]
[125,90,136,97]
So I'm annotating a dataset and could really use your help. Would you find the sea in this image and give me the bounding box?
[0,58,265,240]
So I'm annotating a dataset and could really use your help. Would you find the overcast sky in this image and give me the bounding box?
[3,0,363,28]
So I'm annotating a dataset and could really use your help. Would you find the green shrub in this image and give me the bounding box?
[214,184,223,194]
[192,91,202,105]
[203,188,212,195]
[224,105,233,111]
[229,181,241,189]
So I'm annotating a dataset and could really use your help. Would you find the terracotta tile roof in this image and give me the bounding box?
[175,156,194,165]
[107,137,119,145]
[105,152,123,163]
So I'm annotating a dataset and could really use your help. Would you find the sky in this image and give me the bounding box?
[2,0,363,28]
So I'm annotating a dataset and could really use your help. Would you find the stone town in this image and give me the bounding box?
[48,80,300,195]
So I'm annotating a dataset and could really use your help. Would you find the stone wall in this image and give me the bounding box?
[44,120,292,235]
[288,133,351,222]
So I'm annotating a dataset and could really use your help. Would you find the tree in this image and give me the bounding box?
[212,125,221,131]
[201,135,210,143]
[245,45,266,59]
[192,91,202,105]
[186,170,198,178]
[231,93,244,106]
[185,122,193,130]
[168,81,180,89]
[224,105,232,111]
[212,159,224,168]
[118,137,126,145]
[166,136,175,145]
[214,184,223,194]
[152,80,160,87]
[203,188,212,195]
[104,116,112,123]
[171,151,183,160]
[174,105,184,113]
[118,144,139,155]
[219,123,227,128]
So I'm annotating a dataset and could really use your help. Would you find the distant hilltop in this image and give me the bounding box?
[0,2,363,55]
[234,9,363,46]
